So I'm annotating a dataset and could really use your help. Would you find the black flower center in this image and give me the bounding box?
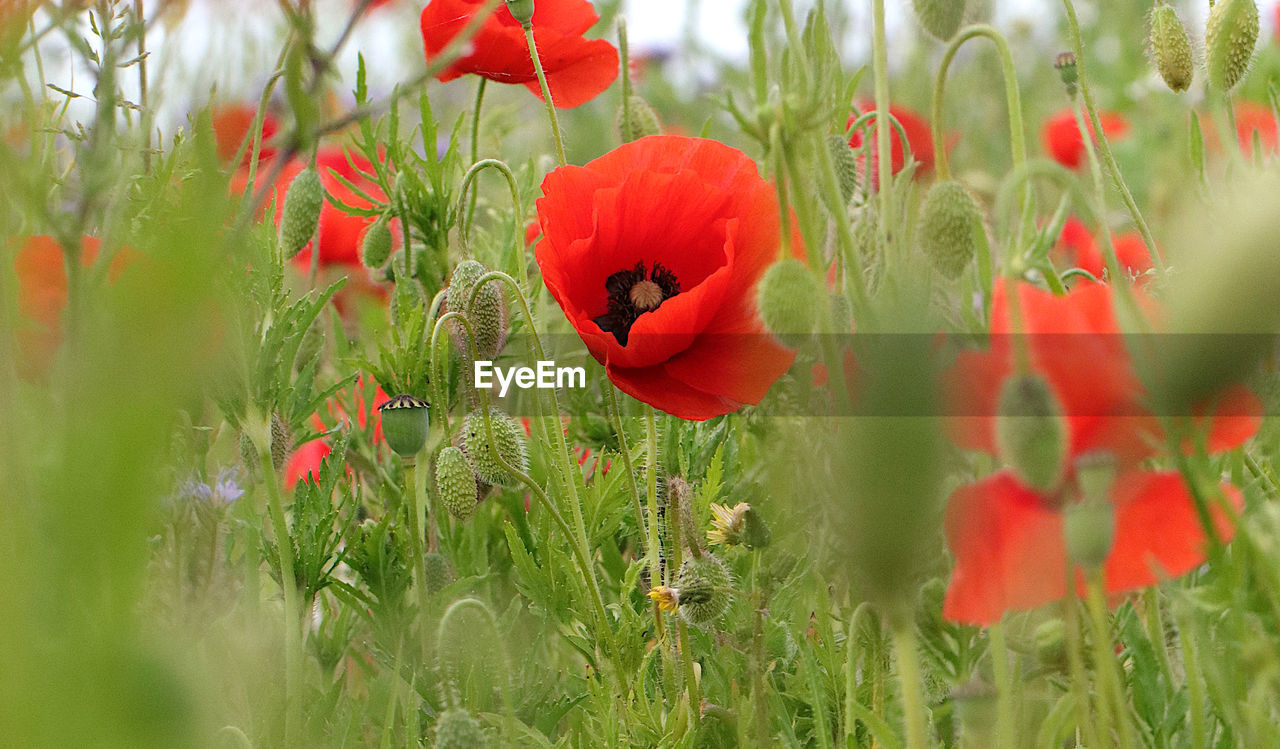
[594,262,681,346]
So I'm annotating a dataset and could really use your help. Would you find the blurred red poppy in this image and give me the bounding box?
[1055,216,1161,280]
[13,235,137,378]
[420,0,618,109]
[535,135,802,420]
[941,280,1259,625]
[1042,107,1129,169]
[285,382,390,488]
[847,100,940,188]
[1234,100,1280,158]
[211,105,279,167]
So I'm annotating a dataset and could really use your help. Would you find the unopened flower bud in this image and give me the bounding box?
[504,0,534,25]
[1064,498,1114,568]
[1055,52,1079,97]
[1205,0,1259,93]
[460,406,528,486]
[435,446,479,522]
[827,134,860,203]
[361,218,393,269]
[912,0,966,41]
[447,260,508,361]
[918,180,982,280]
[742,504,771,549]
[378,394,430,458]
[240,412,291,473]
[434,708,486,749]
[423,551,457,594]
[616,95,662,142]
[279,167,324,259]
[1034,618,1067,668]
[995,374,1068,492]
[756,258,821,343]
[1149,4,1194,93]
[674,555,732,628]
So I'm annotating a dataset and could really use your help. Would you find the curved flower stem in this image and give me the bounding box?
[466,78,487,225]
[891,623,929,749]
[523,23,567,167]
[812,130,872,318]
[1059,0,1164,275]
[932,25,1033,243]
[257,439,300,747]
[988,621,1016,749]
[1085,569,1136,749]
[455,158,526,284]
[871,0,894,261]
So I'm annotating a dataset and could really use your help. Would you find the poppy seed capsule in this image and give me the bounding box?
[1205,0,1259,93]
[434,708,486,749]
[1064,498,1114,568]
[995,374,1068,492]
[616,95,662,141]
[756,258,821,343]
[435,446,479,521]
[460,406,528,486]
[1149,5,1194,93]
[447,260,508,361]
[378,394,430,458]
[361,218,393,269]
[674,554,732,628]
[919,180,982,280]
[827,134,860,203]
[279,167,324,259]
[912,0,966,41]
[504,0,534,25]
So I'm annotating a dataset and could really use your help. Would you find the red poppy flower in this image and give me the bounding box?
[1234,101,1280,158]
[233,148,389,269]
[1055,216,1161,280]
[211,105,279,167]
[13,235,137,377]
[1041,108,1129,169]
[535,135,803,420]
[847,100,939,189]
[285,381,390,488]
[941,280,1259,625]
[420,0,618,109]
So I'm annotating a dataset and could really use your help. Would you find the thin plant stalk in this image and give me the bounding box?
[892,623,929,749]
[988,621,1016,749]
[523,23,567,167]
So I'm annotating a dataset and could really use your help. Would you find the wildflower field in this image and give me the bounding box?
[7,0,1280,746]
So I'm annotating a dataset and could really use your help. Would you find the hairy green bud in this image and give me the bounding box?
[995,374,1068,492]
[1149,4,1195,93]
[919,180,982,280]
[1205,0,1259,93]
[460,407,528,486]
[436,446,479,522]
[617,95,663,141]
[435,708,486,749]
[912,0,966,41]
[756,258,821,343]
[674,555,733,628]
[279,167,324,259]
[447,260,508,361]
[361,218,393,269]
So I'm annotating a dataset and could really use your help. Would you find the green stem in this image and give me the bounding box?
[1175,600,1208,749]
[892,623,929,749]
[259,440,300,747]
[523,23,567,167]
[455,158,526,284]
[619,17,634,142]
[751,554,771,747]
[403,459,430,650]
[871,0,894,261]
[1085,569,1135,749]
[663,448,700,730]
[466,78,487,225]
[1060,0,1165,275]
[988,621,1016,749]
[1063,583,1100,748]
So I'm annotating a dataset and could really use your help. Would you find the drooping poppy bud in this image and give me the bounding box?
[995,374,1068,492]
[756,258,821,343]
[378,394,430,458]
[460,406,528,486]
[240,411,291,473]
[827,133,860,203]
[1033,618,1067,670]
[918,180,982,280]
[435,446,479,521]
[1149,4,1195,93]
[279,167,324,259]
[1205,0,1259,93]
[674,554,732,628]
[616,95,662,142]
[361,218,393,269]
[434,708,486,749]
[447,260,508,360]
[912,0,966,41]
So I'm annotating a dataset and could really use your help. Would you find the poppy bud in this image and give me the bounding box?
[378,394,430,458]
[912,0,966,41]
[827,134,860,203]
[995,374,1068,492]
[674,554,732,628]
[616,95,662,142]
[279,167,324,259]
[435,446,479,522]
[447,260,508,361]
[1055,52,1078,97]
[361,218,393,269]
[240,412,291,473]
[918,180,982,280]
[423,551,457,594]
[756,258,821,343]
[1033,618,1067,669]
[1064,498,1114,568]
[504,0,534,25]
[1205,0,1259,93]
[1149,4,1194,93]
[460,406,528,486]
[434,708,486,749]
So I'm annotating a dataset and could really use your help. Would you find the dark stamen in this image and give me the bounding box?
[594,261,681,345]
